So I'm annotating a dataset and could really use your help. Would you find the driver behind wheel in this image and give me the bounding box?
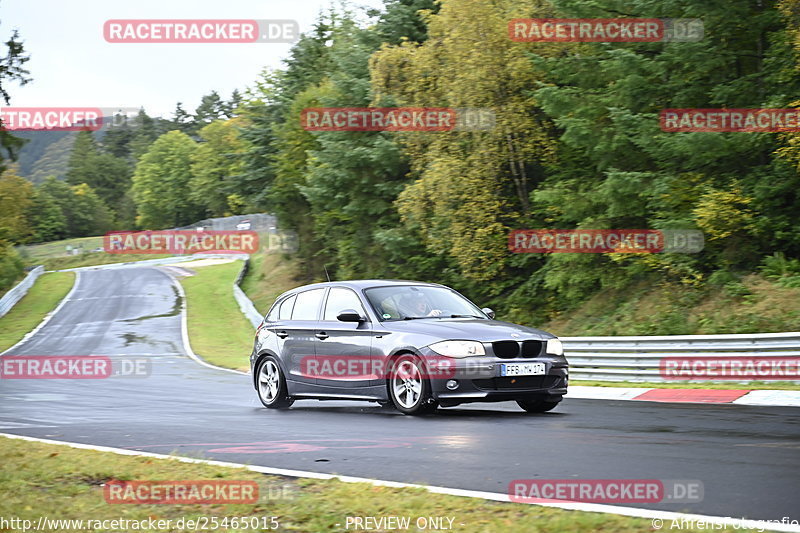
[399,292,442,318]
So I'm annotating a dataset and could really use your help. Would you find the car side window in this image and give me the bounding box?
[323,287,366,321]
[291,289,324,320]
[277,294,296,321]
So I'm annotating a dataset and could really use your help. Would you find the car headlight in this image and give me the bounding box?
[546,338,563,356]
[428,340,485,358]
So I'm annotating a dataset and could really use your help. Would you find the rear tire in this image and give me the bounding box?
[388,354,437,415]
[256,356,294,409]
[517,397,560,413]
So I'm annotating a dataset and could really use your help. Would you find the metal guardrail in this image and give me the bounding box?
[233,258,263,329]
[561,332,800,382]
[0,266,44,318]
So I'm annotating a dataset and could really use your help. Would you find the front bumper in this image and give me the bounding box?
[417,348,568,405]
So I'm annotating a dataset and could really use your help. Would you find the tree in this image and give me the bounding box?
[239,5,446,280]
[27,188,67,242]
[65,130,99,184]
[526,0,800,298]
[169,102,196,135]
[34,176,110,238]
[129,109,161,160]
[371,0,439,45]
[36,177,74,237]
[0,238,23,292]
[0,164,34,243]
[68,183,113,236]
[194,91,226,127]
[189,118,248,217]
[237,17,336,275]
[101,114,134,159]
[0,25,31,172]
[222,89,243,118]
[371,0,559,282]
[65,130,131,214]
[132,130,202,228]
[296,17,411,279]
[775,0,800,256]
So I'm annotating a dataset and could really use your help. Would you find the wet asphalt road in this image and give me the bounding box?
[0,266,798,521]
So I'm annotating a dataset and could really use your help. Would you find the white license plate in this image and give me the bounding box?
[500,362,546,377]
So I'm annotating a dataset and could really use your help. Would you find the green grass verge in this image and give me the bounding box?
[0,436,724,532]
[179,260,255,372]
[0,271,75,352]
[572,380,800,390]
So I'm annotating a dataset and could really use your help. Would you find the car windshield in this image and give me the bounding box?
[364,285,486,321]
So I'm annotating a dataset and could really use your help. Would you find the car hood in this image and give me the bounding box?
[381,318,555,342]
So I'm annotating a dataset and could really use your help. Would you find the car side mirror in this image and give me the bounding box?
[481,307,495,319]
[337,309,363,322]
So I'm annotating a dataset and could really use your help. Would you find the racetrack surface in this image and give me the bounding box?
[0,266,798,521]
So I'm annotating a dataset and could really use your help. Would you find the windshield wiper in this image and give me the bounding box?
[402,316,432,320]
[449,314,485,319]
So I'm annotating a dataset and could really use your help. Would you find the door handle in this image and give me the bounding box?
[315,332,329,340]
[276,331,288,339]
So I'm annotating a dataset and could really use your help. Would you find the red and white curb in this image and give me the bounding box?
[566,386,800,407]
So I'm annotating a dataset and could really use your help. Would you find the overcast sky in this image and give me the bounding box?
[1,0,385,118]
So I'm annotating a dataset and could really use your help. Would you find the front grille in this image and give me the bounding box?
[472,375,559,391]
[492,339,543,359]
[492,341,520,359]
[521,340,543,357]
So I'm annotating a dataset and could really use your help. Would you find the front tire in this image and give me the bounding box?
[388,354,437,415]
[517,397,560,413]
[256,356,294,409]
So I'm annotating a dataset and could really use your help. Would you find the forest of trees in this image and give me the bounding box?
[2,0,800,325]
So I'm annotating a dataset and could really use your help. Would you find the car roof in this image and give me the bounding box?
[278,279,446,297]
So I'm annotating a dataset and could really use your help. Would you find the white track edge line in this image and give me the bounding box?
[1,270,81,356]
[0,433,796,532]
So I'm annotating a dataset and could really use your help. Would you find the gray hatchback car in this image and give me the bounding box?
[250,280,568,415]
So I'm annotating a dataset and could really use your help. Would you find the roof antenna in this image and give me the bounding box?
[323,264,331,282]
